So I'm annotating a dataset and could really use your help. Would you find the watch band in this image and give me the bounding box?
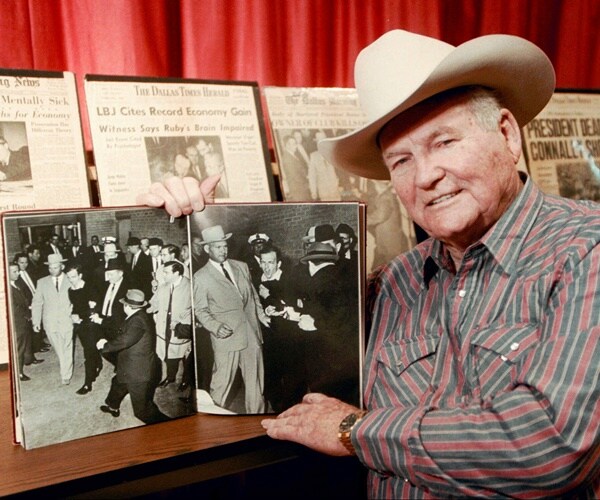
[338,410,368,455]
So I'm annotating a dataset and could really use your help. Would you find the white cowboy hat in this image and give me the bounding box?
[198,225,232,245]
[44,254,67,265]
[318,29,555,180]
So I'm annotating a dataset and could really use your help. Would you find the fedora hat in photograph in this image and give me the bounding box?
[300,242,340,264]
[119,289,148,308]
[105,259,125,272]
[318,29,556,180]
[198,225,232,245]
[44,254,67,265]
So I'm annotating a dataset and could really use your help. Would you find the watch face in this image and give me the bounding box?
[340,413,359,433]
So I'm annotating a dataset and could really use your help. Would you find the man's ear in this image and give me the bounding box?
[499,109,523,163]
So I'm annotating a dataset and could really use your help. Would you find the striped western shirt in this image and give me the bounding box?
[355,178,600,498]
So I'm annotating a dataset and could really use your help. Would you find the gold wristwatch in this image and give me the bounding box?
[338,410,368,455]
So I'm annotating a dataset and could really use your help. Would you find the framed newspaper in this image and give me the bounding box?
[263,86,416,271]
[84,75,277,206]
[0,69,91,367]
[522,89,600,202]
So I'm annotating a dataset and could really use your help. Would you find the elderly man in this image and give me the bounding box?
[140,30,600,498]
[31,254,73,385]
[193,225,270,413]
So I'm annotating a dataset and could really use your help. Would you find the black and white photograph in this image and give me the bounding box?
[0,121,33,192]
[3,207,195,449]
[189,202,364,415]
[144,135,230,198]
[273,127,414,270]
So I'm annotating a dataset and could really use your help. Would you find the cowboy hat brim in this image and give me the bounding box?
[318,31,555,180]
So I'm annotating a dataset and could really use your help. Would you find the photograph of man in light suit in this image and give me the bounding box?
[31,254,74,385]
[193,225,270,413]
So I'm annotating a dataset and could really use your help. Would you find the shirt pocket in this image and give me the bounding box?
[469,322,541,400]
[376,335,439,405]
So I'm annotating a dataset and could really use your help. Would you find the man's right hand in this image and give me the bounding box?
[215,324,233,339]
[136,174,221,218]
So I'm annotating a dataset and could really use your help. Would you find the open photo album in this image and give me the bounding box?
[2,202,365,449]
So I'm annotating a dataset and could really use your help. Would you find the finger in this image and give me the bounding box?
[136,191,165,209]
[198,174,222,206]
[146,181,184,218]
[163,176,194,215]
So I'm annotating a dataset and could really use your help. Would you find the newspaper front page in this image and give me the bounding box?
[0,70,91,366]
[263,86,416,273]
[85,76,275,206]
[523,91,600,202]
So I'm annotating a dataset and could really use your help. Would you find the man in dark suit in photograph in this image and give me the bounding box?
[90,260,128,343]
[0,135,31,182]
[193,225,271,413]
[8,263,34,381]
[126,236,153,299]
[96,289,169,424]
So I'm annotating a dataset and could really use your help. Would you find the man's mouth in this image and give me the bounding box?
[429,191,460,206]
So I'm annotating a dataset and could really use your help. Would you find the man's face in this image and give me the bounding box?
[29,249,40,262]
[191,237,203,257]
[206,241,228,263]
[16,257,28,271]
[338,233,352,251]
[259,251,280,279]
[251,241,265,257]
[127,244,140,256]
[186,146,200,166]
[48,262,63,277]
[160,248,172,262]
[8,265,19,281]
[149,245,161,258]
[91,236,99,246]
[162,266,179,284]
[140,238,149,252]
[106,269,123,284]
[51,235,60,246]
[181,244,189,261]
[66,269,82,287]
[196,140,209,156]
[380,95,522,250]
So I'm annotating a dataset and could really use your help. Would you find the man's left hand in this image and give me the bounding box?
[261,393,360,456]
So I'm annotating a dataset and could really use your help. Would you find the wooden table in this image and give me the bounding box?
[0,368,307,498]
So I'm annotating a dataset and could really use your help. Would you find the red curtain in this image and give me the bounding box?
[2,0,600,147]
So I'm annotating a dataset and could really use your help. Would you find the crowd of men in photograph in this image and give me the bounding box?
[9,220,360,418]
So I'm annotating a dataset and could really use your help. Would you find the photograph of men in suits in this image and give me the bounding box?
[96,289,169,424]
[0,134,32,182]
[8,263,34,381]
[90,259,128,350]
[148,260,192,388]
[193,225,270,413]
[31,254,74,385]
[126,236,153,299]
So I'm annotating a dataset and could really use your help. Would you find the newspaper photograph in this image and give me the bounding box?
[522,90,600,202]
[263,86,416,271]
[0,70,91,366]
[85,76,276,206]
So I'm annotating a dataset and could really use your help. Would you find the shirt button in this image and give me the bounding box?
[458,289,466,298]
[510,342,520,351]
